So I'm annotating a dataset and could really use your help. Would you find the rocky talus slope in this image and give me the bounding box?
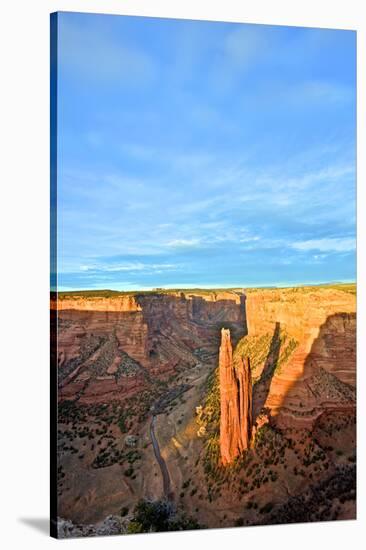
[54,284,356,532]
[53,290,246,404]
[243,287,356,429]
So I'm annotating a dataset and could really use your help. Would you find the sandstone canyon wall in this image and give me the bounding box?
[53,291,247,404]
[244,287,356,429]
[53,286,355,429]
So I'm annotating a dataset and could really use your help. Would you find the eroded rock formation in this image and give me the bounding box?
[219,328,252,465]
[54,291,246,404]
[244,287,356,429]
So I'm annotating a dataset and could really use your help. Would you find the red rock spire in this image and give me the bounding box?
[219,328,252,465]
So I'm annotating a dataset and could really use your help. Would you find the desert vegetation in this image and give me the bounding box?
[55,285,356,533]
[126,499,201,533]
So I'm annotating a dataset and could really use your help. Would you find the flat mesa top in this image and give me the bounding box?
[55,282,356,300]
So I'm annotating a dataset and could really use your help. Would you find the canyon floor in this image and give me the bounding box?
[53,283,356,537]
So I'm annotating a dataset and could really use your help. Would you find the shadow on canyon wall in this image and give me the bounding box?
[54,292,248,343]
[54,292,248,394]
[173,292,248,343]
[249,312,356,424]
[273,312,356,418]
[253,321,281,418]
[303,311,356,387]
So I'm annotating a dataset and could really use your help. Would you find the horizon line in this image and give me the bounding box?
[55,279,356,293]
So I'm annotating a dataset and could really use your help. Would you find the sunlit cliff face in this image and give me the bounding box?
[55,285,356,530]
[54,290,247,404]
[219,328,252,465]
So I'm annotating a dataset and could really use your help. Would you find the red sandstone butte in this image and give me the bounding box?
[219,328,252,465]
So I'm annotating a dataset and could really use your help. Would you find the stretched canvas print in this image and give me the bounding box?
[50,11,357,539]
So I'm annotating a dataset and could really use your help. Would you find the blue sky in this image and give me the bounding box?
[55,12,356,291]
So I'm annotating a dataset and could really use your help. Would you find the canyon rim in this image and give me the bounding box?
[50,11,356,539]
[51,285,356,537]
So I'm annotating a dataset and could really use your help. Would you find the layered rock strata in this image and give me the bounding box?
[219,328,252,465]
[54,291,247,404]
[244,287,356,429]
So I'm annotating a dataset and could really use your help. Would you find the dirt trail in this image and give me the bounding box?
[150,415,172,499]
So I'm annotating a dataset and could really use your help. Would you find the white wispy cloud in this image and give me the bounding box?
[291,237,356,253]
[239,235,261,243]
[74,262,181,274]
[59,148,355,267]
[166,238,201,249]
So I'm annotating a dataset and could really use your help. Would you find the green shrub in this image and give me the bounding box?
[126,499,201,533]
[260,502,274,514]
